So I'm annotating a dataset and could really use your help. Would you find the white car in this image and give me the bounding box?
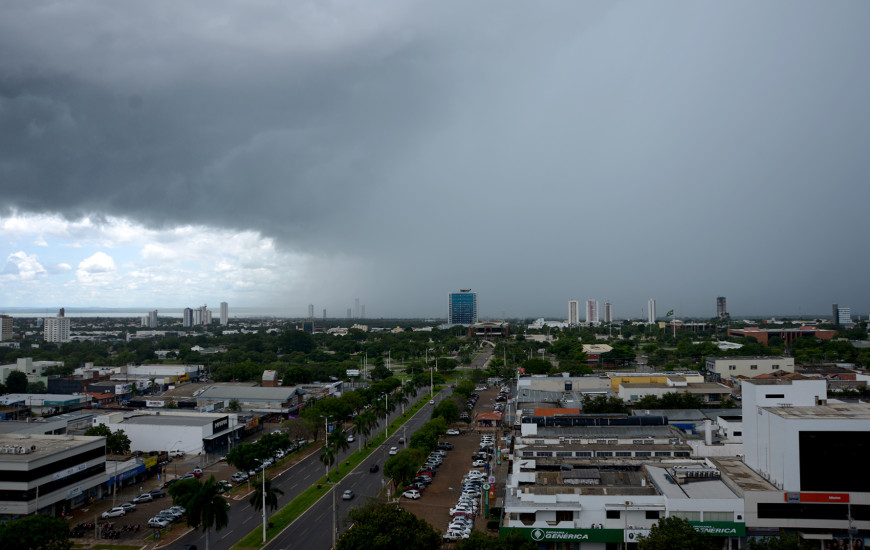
[342,490,354,500]
[389,446,398,455]
[472,459,487,467]
[402,489,421,499]
[102,507,126,519]
[147,517,170,529]
[443,529,470,540]
[347,434,355,442]
[446,429,460,436]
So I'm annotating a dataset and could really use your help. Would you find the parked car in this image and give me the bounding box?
[149,489,167,498]
[402,489,421,499]
[347,434,355,443]
[231,472,249,483]
[180,473,196,480]
[132,493,153,504]
[118,503,137,513]
[147,518,170,528]
[102,507,126,519]
[169,450,185,458]
[342,490,354,500]
[446,429,460,436]
[472,460,487,467]
[191,468,203,478]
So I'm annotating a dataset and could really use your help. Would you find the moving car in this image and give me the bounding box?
[369,463,379,473]
[347,434,355,442]
[191,468,203,478]
[402,489,421,499]
[132,493,153,504]
[389,447,398,455]
[342,490,354,500]
[102,507,126,519]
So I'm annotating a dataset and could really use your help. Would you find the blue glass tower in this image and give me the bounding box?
[448,290,478,325]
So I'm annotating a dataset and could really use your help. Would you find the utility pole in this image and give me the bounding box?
[261,469,266,543]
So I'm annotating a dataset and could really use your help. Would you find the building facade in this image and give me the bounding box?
[0,315,12,341]
[586,299,599,325]
[704,356,796,382]
[648,299,656,323]
[568,300,579,325]
[448,290,478,325]
[717,297,727,318]
[603,301,613,324]
[182,308,193,328]
[220,302,228,325]
[43,312,70,343]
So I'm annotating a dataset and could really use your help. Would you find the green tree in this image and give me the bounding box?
[319,445,336,481]
[455,530,537,550]
[227,399,242,412]
[5,370,27,393]
[83,424,131,454]
[248,475,284,513]
[336,500,440,550]
[431,399,459,424]
[0,513,72,550]
[168,476,230,550]
[384,448,425,489]
[747,530,817,550]
[638,516,719,550]
[521,357,551,375]
[26,381,47,394]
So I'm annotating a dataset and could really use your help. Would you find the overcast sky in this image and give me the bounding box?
[1,1,868,320]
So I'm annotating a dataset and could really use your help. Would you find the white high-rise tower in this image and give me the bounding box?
[648,299,656,323]
[220,302,228,325]
[585,299,599,325]
[568,300,579,325]
[603,301,613,324]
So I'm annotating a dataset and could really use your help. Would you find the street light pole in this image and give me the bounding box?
[261,469,266,543]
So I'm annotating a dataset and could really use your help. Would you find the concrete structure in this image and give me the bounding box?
[220,301,228,325]
[0,358,65,385]
[0,433,108,518]
[603,301,613,324]
[43,310,70,343]
[568,300,579,325]
[705,356,795,382]
[360,304,365,318]
[648,299,656,323]
[0,394,91,416]
[196,385,305,414]
[262,370,279,387]
[717,296,727,318]
[0,315,12,341]
[727,327,837,346]
[355,298,359,319]
[182,307,193,328]
[468,321,510,338]
[94,410,243,456]
[448,290,478,325]
[586,299,599,325]
[832,304,852,326]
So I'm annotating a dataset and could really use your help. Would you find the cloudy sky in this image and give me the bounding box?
[1,1,868,320]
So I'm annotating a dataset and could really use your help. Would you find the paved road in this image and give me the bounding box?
[173,387,444,550]
[264,388,449,550]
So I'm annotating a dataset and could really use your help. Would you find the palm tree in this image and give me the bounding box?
[319,445,336,481]
[168,476,229,550]
[351,415,368,453]
[248,475,284,513]
[328,429,350,463]
[359,411,377,448]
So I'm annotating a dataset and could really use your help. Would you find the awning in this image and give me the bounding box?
[203,425,243,441]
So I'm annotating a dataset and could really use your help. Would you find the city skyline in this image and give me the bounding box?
[1,3,868,319]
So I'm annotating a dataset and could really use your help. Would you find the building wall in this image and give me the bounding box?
[568,300,579,325]
[0,315,12,341]
[43,317,71,343]
[448,292,478,325]
[705,357,795,380]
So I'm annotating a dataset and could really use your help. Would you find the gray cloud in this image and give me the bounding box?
[1,1,869,318]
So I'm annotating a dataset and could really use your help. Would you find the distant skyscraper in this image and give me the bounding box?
[355,298,360,319]
[833,304,852,326]
[361,305,366,318]
[44,309,70,343]
[308,304,314,318]
[603,301,613,324]
[585,299,599,325]
[716,297,727,319]
[648,299,656,323]
[0,315,13,341]
[568,300,579,325]
[220,302,228,325]
[323,309,327,320]
[448,290,478,325]
[183,308,194,328]
[144,310,158,328]
[347,308,352,318]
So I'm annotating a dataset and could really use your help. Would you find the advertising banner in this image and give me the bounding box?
[506,527,624,544]
[689,522,746,537]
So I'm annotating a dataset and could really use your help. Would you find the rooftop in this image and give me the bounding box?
[765,403,870,420]
[121,413,215,426]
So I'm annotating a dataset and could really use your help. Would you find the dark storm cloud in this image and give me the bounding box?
[1,1,869,317]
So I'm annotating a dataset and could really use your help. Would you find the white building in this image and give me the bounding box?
[220,302,228,325]
[182,308,194,328]
[568,300,579,325]
[586,299,599,325]
[43,313,70,343]
[648,299,656,323]
[704,356,795,382]
[94,410,242,456]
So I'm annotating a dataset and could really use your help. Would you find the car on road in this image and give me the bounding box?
[347,434,355,442]
[437,442,454,450]
[180,473,196,480]
[369,463,379,473]
[132,493,153,504]
[102,507,126,519]
[118,502,137,513]
[446,428,460,436]
[170,450,185,458]
[342,490,354,500]
[191,467,203,478]
[149,489,167,498]
[402,489,421,499]
[389,446,398,455]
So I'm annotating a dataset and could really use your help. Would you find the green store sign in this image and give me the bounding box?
[690,522,746,537]
[502,527,624,543]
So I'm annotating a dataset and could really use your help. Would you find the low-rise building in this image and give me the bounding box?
[705,356,795,382]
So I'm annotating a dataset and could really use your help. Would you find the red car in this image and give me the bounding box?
[191,468,203,478]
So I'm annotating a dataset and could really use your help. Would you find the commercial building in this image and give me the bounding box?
[196,385,306,415]
[717,297,727,318]
[182,307,194,328]
[586,299,599,325]
[0,315,12,341]
[727,327,837,346]
[43,310,71,343]
[220,301,228,325]
[704,356,795,382]
[468,321,510,338]
[568,300,579,326]
[0,433,107,518]
[94,410,244,456]
[448,290,478,325]
[832,304,852,327]
[648,299,656,323]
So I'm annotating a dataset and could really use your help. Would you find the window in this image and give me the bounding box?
[536,451,552,457]
[635,451,651,457]
[519,512,536,525]
[654,451,671,457]
[704,512,733,522]
[766,394,785,399]
[606,510,621,519]
[670,511,701,522]
[772,364,779,369]
[674,451,690,458]
[556,451,573,457]
[596,451,613,457]
[556,510,573,522]
[522,451,534,457]
[575,451,592,457]
[615,451,632,457]
[728,365,736,370]
[750,365,758,370]
[733,431,742,437]
[646,511,660,520]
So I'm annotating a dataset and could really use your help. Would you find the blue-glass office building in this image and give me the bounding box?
[448,291,478,325]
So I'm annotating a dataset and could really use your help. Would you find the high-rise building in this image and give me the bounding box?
[323,309,327,320]
[220,302,228,325]
[448,290,478,325]
[716,297,727,319]
[0,315,13,341]
[204,309,212,325]
[355,298,360,319]
[149,310,158,328]
[347,308,352,318]
[647,299,656,323]
[568,300,579,325]
[361,305,365,318]
[585,299,599,325]
[44,309,70,343]
[833,304,852,326]
[308,304,314,318]
[603,301,613,324]
[183,308,194,328]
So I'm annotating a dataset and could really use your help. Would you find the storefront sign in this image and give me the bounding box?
[690,522,746,537]
[506,527,623,544]
[212,416,229,433]
[625,529,650,542]
[346,369,360,377]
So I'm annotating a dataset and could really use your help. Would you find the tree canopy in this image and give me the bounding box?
[83,424,131,454]
[0,514,71,550]
[336,501,440,550]
[638,516,720,550]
